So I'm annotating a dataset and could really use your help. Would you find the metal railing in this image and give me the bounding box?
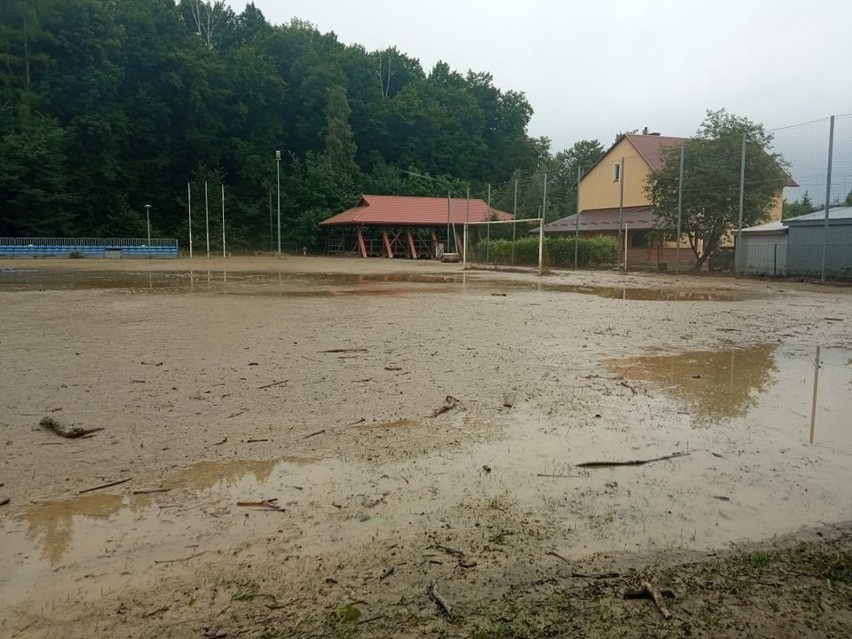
[0,237,177,247]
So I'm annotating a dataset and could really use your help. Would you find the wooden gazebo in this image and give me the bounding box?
[320,195,512,258]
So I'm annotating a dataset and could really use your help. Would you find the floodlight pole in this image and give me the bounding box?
[221,184,226,258]
[144,204,152,246]
[275,150,282,256]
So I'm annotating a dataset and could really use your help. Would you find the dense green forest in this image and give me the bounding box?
[0,0,605,249]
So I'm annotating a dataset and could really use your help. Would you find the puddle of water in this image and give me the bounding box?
[20,494,124,565]
[0,268,746,302]
[606,343,852,446]
[544,284,745,301]
[2,348,851,611]
[605,344,778,424]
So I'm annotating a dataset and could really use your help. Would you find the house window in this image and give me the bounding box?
[612,161,621,182]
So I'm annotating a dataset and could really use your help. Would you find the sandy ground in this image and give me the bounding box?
[0,256,851,637]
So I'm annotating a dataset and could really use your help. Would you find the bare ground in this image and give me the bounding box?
[1,256,850,637]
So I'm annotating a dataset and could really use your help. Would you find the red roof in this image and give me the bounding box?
[320,195,513,227]
[625,134,686,171]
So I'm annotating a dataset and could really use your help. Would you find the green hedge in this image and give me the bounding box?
[470,235,618,268]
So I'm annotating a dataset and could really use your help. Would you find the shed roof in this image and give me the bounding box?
[320,195,513,227]
[784,206,852,224]
[542,206,656,234]
[742,220,788,234]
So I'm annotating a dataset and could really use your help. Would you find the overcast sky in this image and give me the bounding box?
[235,0,850,198]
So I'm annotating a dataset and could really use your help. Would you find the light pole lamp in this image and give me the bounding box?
[144,204,152,246]
[275,150,281,255]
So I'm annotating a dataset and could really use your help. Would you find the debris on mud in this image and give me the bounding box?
[576,451,690,468]
[78,477,132,494]
[431,395,459,417]
[39,416,104,439]
[236,498,284,512]
[428,580,453,617]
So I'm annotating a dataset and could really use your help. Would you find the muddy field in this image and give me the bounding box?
[1,256,850,637]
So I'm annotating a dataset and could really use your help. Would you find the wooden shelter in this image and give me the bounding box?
[320,195,512,258]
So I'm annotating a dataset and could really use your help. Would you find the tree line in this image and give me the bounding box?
[0,0,605,249]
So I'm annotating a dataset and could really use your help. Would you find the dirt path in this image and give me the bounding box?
[1,257,850,637]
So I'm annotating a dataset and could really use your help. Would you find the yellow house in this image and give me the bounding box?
[543,131,789,268]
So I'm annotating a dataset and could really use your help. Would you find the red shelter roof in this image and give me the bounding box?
[320,195,513,227]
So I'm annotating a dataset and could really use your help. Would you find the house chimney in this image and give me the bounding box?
[642,126,649,135]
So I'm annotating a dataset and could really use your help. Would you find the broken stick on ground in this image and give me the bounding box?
[40,417,104,439]
[319,348,368,354]
[635,581,673,619]
[256,380,288,390]
[428,580,453,617]
[576,452,690,468]
[78,477,132,494]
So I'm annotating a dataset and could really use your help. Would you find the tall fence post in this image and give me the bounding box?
[736,133,746,274]
[675,145,684,274]
[820,115,836,283]
[574,165,581,270]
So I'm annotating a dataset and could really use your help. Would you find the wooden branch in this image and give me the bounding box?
[79,477,132,494]
[132,488,171,495]
[237,499,284,511]
[576,452,690,469]
[624,587,675,600]
[257,380,288,390]
[302,429,326,440]
[428,580,453,617]
[154,551,209,565]
[40,417,104,439]
[640,581,672,619]
[319,348,368,353]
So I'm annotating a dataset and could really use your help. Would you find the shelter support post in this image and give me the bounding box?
[406,229,417,259]
[356,227,367,258]
[382,229,394,258]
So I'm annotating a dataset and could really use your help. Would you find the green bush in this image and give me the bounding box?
[471,235,617,268]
